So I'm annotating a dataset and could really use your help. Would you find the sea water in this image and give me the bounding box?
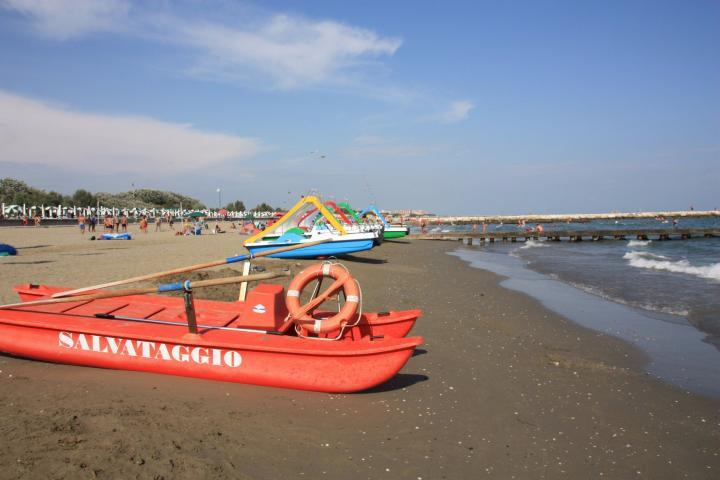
[443,217,720,397]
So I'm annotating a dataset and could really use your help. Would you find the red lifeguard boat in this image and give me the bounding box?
[0,279,422,393]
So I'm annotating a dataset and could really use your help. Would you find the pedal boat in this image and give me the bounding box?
[244,229,377,259]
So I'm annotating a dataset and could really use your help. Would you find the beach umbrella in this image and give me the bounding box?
[218,208,228,216]
[184,211,205,218]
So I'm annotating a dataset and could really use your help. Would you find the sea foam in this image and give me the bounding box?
[627,239,651,247]
[520,239,548,249]
[624,251,720,281]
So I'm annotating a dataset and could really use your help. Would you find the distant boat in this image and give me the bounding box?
[357,204,410,239]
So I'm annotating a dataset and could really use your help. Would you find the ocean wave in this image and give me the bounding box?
[627,239,651,247]
[624,251,720,281]
[520,239,548,249]
[563,279,691,317]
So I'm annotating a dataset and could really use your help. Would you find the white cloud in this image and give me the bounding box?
[1,1,402,90]
[435,100,474,123]
[1,2,469,115]
[1,0,129,39]
[0,90,262,173]
[172,14,402,89]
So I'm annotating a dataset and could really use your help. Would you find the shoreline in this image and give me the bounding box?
[1,227,718,478]
[450,245,720,398]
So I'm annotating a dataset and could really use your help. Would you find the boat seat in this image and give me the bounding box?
[148,307,238,328]
[64,299,131,316]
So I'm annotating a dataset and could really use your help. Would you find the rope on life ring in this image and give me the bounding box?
[286,262,361,337]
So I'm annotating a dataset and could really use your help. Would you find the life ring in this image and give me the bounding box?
[286,263,360,335]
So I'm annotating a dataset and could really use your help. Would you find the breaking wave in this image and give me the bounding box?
[627,239,651,247]
[520,239,548,249]
[566,279,690,317]
[624,251,720,281]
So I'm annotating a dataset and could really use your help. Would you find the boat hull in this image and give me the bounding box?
[245,238,374,259]
[0,309,422,393]
[11,284,420,339]
[383,227,409,239]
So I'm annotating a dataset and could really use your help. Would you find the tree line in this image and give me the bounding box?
[0,178,278,212]
[225,200,275,212]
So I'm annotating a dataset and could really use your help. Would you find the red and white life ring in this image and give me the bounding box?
[286,263,360,335]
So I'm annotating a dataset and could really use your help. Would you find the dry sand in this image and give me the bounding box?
[0,225,718,479]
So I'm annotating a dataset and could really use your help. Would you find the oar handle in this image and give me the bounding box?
[156,270,290,292]
[0,271,290,310]
[52,238,331,298]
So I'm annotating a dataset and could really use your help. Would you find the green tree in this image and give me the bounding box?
[252,202,275,212]
[225,200,246,211]
[0,178,71,206]
[72,189,96,206]
[0,178,207,210]
[0,178,33,204]
[45,190,68,206]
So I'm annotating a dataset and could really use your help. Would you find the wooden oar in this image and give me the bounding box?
[51,239,331,298]
[0,271,290,310]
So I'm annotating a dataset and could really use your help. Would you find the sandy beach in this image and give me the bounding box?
[0,225,718,479]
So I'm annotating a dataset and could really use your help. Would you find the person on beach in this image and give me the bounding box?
[482,222,488,234]
[33,213,41,226]
[535,224,544,233]
[120,214,128,232]
[103,215,112,232]
[78,214,86,234]
[139,215,148,233]
[89,213,97,232]
[155,215,161,232]
[168,215,175,230]
[22,214,28,226]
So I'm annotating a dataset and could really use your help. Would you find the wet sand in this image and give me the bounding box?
[0,225,718,479]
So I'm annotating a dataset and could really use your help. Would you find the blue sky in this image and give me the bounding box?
[0,0,718,214]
